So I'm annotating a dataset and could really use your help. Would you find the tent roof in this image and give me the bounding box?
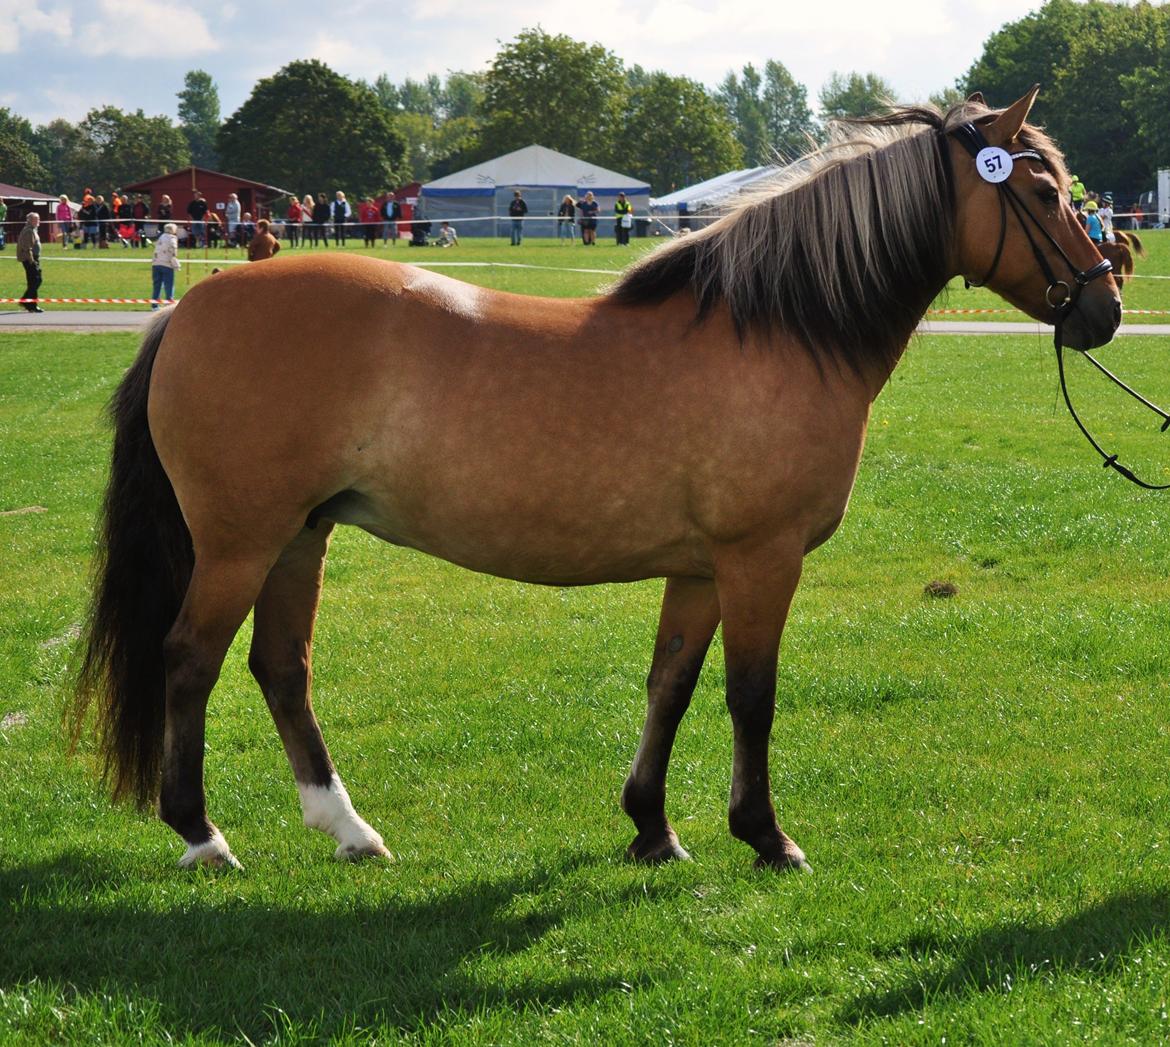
[423,145,649,193]
[650,166,780,211]
[122,166,293,196]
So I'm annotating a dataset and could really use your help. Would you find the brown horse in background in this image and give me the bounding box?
[1099,229,1145,292]
[74,90,1120,872]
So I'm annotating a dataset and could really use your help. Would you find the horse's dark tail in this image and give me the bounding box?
[72,309,193,807]
[1125,230,1146,258]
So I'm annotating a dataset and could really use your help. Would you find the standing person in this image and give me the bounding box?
[154,193,172,241]
[150,222,180,309]
[382,195,401,246]
[56,194,74,247]
[301,194,314,245]
[78,197,98,247]
[224,193,242,246]
[312,193,331,247]
[132,194,150,245]
[577,191,598,245]
[186,191,208,247]
[94,195,111,247]
[1082,199,1104,244]
[332,191,351,245]
[508,189,528,245]
[614,192,633,246]
[246,218,281,261]
[1099,194,1115,242]
[557,194,575,243]
[359,197,379,246]
[115,195,134,246]
[0,197,7,249]
[16,213,43,312]
[285,195,302,247]
[1069,174,1086,211]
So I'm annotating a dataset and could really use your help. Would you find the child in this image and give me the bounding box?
[435,221,458,247]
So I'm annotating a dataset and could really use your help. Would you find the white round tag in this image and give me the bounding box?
[975,146,1014,184]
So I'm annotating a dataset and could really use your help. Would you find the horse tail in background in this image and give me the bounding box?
[72,309,193,807]
[1119,230,1146,258]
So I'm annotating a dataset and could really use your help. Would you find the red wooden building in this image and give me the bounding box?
[122,166,292,228]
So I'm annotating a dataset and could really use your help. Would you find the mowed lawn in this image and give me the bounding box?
[3,226,1170,319]
[3,254,1170,1044]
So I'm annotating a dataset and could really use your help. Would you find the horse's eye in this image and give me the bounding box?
[1040,188,1060,206]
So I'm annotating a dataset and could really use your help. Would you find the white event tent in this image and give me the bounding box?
[650,166,783,230]
[420,145,651,238]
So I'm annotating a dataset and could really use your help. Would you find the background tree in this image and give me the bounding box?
[819,72,898,121]
[610,72,742,193]
[64,107,190,192]
[717,64,769,166]
[218,60,406,198]
[369,70,483,182]
[475,27,625,161]
[762,60,818,157]
[177,69,221,169]
[31,118,86,192]
[960,0,1094,129]
[0,107,49,189]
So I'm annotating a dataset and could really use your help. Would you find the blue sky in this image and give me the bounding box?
[1,0,1052,127]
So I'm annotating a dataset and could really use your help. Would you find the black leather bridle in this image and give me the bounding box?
[952,121,1170,490]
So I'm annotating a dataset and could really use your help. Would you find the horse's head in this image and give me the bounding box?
[950,88,1121,351]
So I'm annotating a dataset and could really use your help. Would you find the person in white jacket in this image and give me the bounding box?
[150,223,181,309]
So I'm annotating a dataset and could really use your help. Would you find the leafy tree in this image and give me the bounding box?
[31,118,86,192]
[717,64,769,166]
[610,72,743,194]
[368,71,484,182]
[475,27,625,160]
[177,69,221,169]
[218,59,406,198]
[1050,2,1168,190]
[763,60,817,157]
[818,72,898,121]
[928,86,967,111]
[66,107,190,192]
[960,0,1095,128]
[0,107,49,189]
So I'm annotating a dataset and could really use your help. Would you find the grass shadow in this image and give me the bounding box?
[0,850,651,1040]
[843,887,1170,1024]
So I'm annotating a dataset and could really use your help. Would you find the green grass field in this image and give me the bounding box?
[3,228,1170,319]
[3,248,1170,1044]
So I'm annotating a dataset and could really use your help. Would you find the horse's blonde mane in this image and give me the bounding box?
[610,100,1066,373]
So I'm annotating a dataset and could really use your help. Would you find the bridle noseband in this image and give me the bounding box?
[951,121,1170,490]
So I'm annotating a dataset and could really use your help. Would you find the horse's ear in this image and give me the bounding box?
[967,91,986,105]
[989,84,1040,143]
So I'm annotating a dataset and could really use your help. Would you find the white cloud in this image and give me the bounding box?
[0,0,71,53]
[77,0,218,57]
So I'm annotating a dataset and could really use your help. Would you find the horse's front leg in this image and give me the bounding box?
[622,576,720,862]
[714,543,810,872]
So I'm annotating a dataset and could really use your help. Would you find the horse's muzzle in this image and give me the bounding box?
[1063,292,1122,351]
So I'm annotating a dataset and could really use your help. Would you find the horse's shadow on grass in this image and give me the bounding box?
[0,850,653,1040]
[843,886,1170,1025]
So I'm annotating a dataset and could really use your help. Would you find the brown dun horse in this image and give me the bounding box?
[74,90,1120,871]
[1098,229,1145,292]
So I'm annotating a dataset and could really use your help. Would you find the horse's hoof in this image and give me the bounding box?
[178,832,242,870]
[753,852,812,874]
[626,830,691,864]
[334,840,393,862]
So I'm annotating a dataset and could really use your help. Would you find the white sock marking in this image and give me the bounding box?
[297,774,386,857]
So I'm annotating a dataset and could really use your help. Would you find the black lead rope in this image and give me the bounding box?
[952,121,1170,490]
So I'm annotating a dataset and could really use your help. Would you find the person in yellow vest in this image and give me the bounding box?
[614,192,634,246]
[1069,174,1086,211]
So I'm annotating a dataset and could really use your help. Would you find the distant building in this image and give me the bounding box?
[0,182,64,243]
[122,166,292,228]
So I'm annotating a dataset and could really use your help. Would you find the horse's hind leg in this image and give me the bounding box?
[622,577,721,862]
[248,524,388,861]
[161,557,271,868]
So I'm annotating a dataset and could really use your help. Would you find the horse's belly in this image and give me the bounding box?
[320,484,711,585]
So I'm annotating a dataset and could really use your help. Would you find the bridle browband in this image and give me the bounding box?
[950,120,1170,490]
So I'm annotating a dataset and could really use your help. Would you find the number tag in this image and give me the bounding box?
[975,146,1014,184]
